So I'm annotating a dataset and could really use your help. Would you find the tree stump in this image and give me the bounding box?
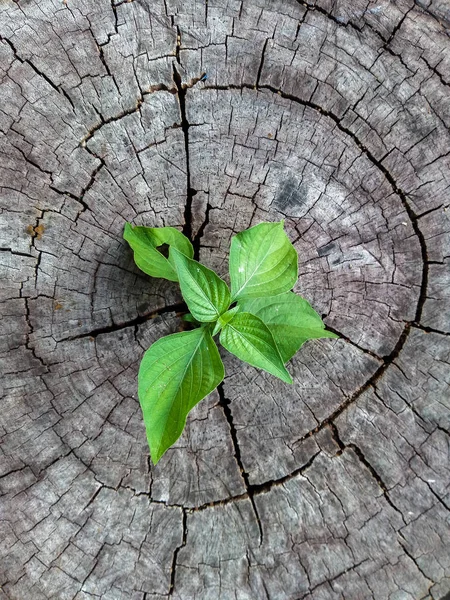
[1,1,450,598]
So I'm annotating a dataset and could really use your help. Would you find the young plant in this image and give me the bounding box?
[124,221,337,464]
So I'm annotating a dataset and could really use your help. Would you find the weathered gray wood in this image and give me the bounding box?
[1,0,449,598]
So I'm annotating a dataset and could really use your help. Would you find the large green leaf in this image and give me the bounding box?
[123,223,193,281]
[229,221,298,301]
[220,312,292,384]
[238,292,338,362]
[170,247,230,322]
[138,327,224,464]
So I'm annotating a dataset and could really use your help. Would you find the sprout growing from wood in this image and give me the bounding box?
[124,221,337,464]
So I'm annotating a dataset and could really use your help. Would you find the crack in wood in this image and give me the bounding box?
[59,300,188,342]
[168,507,187,598]
[79,85,176,148]
[172,62,195,245]
[0,35,75,109]
[192,201,211,261]
[217,382,264,545]
[329,423,407,522]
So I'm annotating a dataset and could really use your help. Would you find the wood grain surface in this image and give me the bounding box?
[1,1,449,598]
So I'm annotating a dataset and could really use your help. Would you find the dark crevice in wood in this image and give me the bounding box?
[117,452,323,512]
[96,42,121,95]
[296,0,365,34]
[416,203,446,219]
[330,424,406,523]
[250,450,321,495]
[297,0,418,48]
[294,5,310,43]
[123,450,321,513]
[421,479,450,513]
[60,300,187,342]
[79,85,176,148]
[110,0,119,34]
[435,424,450,438]
[217,382,264,545]
[324,325,383,361]
[0,35,75,109]
[0,248,34,259]
[51,162,105,222]
[175,26,181,65]
[291,323,411,447]
[113,0,137,8]
[168,507,187,598]
[190,491,250,512]
[172,32,209,251]
[113,478,243,511]
[19,208,48,370]
[173,63,195,245]
[84,484,104,510]
[192,201,212,261]
[293,558,370,600]
[421,55,450,88]
[0,465,28,481]
[398,538,435,585]
[79,159,105,214]
[256,38,269,88]
[382,5,413,49]
[9,136,54,180]
[412,323,450,337]
[23,296,48,369]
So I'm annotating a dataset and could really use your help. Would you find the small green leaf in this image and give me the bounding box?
[238,292,338,362]
[123,223,193,281]
[212,306,240,336]
[181,313,198,323]
[170,247,231,323]
[220,312,292,384]
[138,327,224,464]
[229,221,298,301]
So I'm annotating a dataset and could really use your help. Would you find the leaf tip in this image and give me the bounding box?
[284,371,293,384]
[123,221,133,238]
[327,331,340,339]
[150,453,161,466]
[149,439,165,465]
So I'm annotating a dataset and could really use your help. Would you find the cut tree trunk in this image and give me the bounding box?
[1,1,449,599]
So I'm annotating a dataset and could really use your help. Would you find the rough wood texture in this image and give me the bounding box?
[1,1,449,598]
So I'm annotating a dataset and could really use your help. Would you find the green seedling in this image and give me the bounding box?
[124,221,337,464]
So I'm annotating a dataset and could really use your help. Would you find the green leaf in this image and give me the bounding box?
[220,312,292,384]
[138,327,224,464]
[123,223,193,281]
[212,306,240,336]
[181,313,198,323]
[238,292,338,362]
[170,247,230,323]
[229,221,298,301]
